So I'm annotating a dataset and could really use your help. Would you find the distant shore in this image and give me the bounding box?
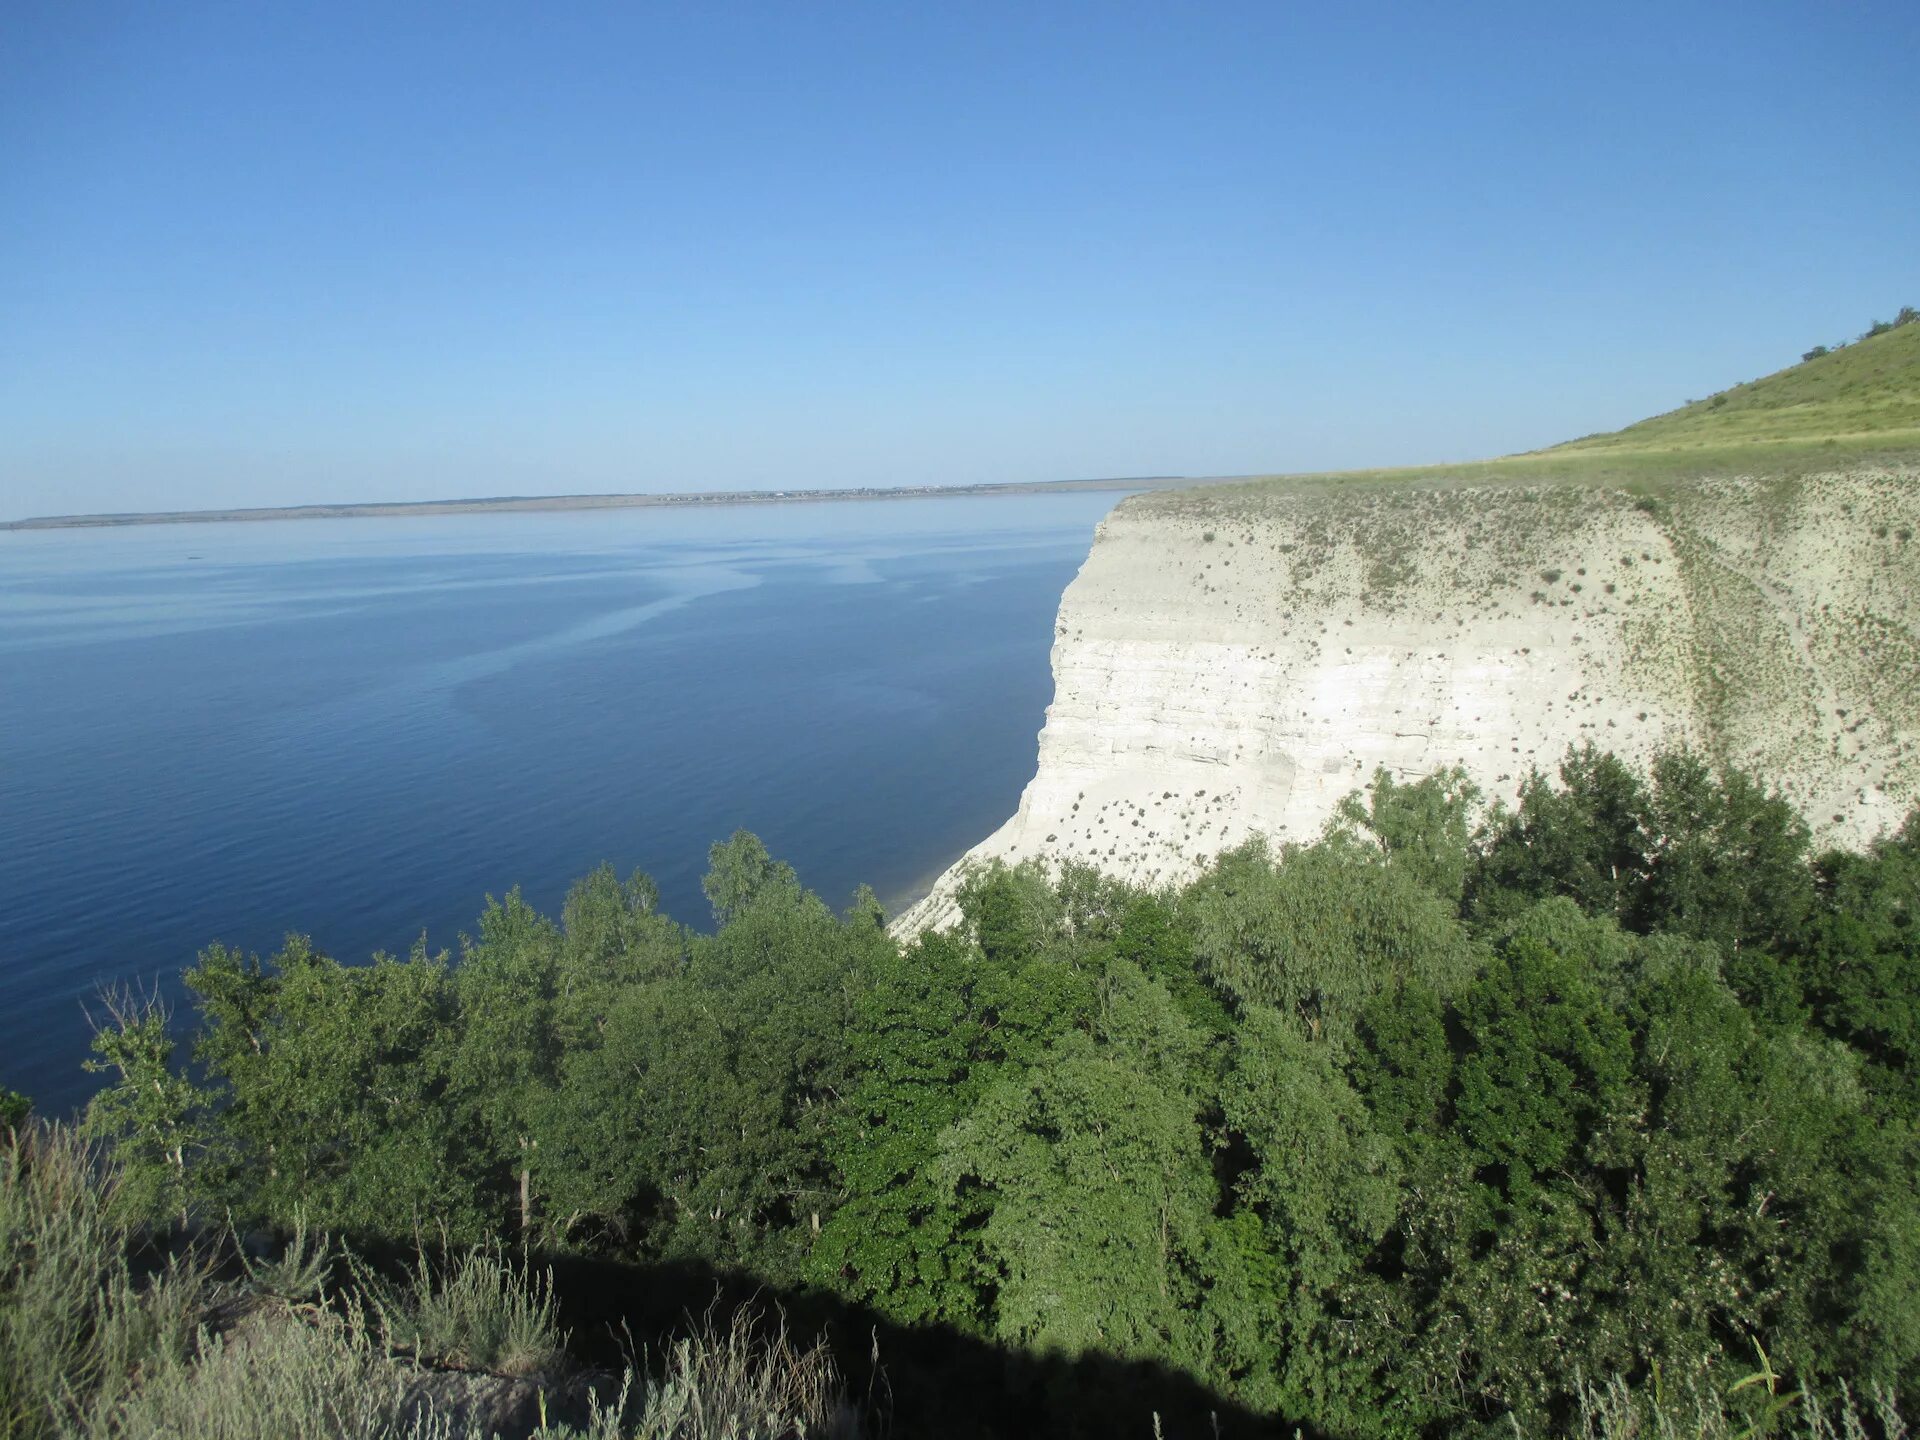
[3,475,1205,531]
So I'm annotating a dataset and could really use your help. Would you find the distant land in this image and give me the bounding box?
[1,475,1211,531]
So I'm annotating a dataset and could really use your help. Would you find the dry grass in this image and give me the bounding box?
[360,1245,567,1379]
[0,1124,862,1439]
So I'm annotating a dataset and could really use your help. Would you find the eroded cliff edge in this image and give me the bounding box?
[898,467,1920,934]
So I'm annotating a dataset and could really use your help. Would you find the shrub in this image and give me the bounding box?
[620,1309,860,1440]
[362,1244,566,1377]
[71,1305,443,1440]
[1570,1369,1905,1440]
[0,1127,212,1439]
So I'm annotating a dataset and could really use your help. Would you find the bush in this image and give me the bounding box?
[1570,1369,1905,1440]
[0,1127,212,1439]
[619,1310,859,1440]
[362,1244,566,1378]
[71,1304,443,1440]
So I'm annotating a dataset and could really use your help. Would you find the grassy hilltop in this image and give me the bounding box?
[1179,312,1920,502]
[1553,313,1920,456]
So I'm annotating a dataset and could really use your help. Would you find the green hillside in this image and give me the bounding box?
[1193,312,1920,504]
[1552,315,1920,455]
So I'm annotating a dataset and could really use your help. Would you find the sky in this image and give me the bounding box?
[2,1,1917,518]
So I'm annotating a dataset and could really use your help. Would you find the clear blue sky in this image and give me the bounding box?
[3,1,1916,517]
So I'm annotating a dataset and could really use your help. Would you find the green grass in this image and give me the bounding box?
[1157,318,1920,510]
[1553,318,1920,454]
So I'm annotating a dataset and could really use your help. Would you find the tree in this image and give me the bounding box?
[1470,743,1650,926]
[939,965,1222,1375]
[559,864,685,1018]
[542,852,871,1278]
[811,929,997,1327]
[843,882,885,930]
[185,937,486,1236]
[1328,765,1481,902]
[1454,935,1633,1196]
[453,888,562,1237]
[955,858,1062,965]
[1797,819,1920,1121]
[701,830,798,926]
[1187,838,1478,1026]
[79,988,211,1227]
[1218,1007,1402,1422]
[1636,750,1813,1011]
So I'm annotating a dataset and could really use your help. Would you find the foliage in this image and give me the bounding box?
[0,1123,859,1439]
[359,1244,565,1376]
[78,989,211,1228]
[0,1127,209,1439]
[1187,837,1478,1025]
[56,757,1920,1437]
[605,1310,860,1440]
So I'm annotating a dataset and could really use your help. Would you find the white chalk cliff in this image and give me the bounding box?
[897,468,1920,935]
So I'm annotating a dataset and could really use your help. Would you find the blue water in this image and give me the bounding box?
[0,493,1116,1114]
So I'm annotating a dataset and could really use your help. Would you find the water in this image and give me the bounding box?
[0,493,1117,1114]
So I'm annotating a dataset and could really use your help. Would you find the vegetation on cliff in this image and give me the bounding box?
[1177,310,1920,502]
[1553,307,1920,456]
[9,746,1916,1437]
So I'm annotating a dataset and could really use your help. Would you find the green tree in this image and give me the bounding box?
[811,928,997,1327]
[542,851,872,1278]
[701,830,799,926]
[557,864,686,1040]
[1470,743,1649,926]
[1218,1007,1402,1422]
[1329,765,1481,902]
[453,888,562,1237]
[1797,817,1920,1120]
[79,989,211,1227]
[955,858,1062,965]
[1454,936,1633,1196]
[1637,750,1812,952]
[185,937,486,1236]
[1188,838,1478,1026]
[939,965,1222,1375]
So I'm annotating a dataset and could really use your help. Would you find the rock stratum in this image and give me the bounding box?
[897,464,1920,935]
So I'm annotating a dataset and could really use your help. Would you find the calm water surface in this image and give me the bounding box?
[0,493,1116,1112]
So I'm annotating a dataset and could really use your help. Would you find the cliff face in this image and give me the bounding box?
[897,467,1920,934]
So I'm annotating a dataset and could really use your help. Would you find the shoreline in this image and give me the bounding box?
[2,475,1211,532]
